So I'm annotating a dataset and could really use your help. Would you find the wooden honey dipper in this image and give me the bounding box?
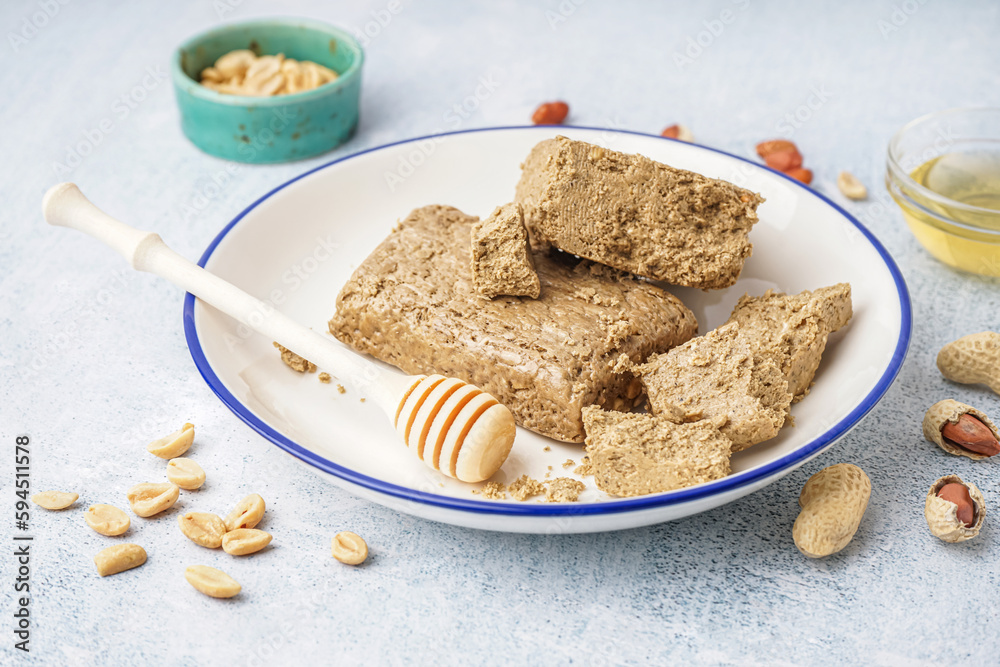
[43,183,516,483]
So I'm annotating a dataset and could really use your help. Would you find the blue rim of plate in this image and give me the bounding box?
[183,125,912,517]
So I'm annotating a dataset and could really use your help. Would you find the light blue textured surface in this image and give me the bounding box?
[2,1,999,665]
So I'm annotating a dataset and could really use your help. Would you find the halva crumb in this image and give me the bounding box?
[546,478,585,502]
[508,475,545,501]
[273,342,316,373]
[481,482,506,500]
[318,372,332,384]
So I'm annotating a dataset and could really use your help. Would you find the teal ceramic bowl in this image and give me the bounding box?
[171,18,363,164]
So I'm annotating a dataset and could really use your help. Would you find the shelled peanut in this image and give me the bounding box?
[756,139,812,185]
[200,50,338,97]
[531,101,569,125]
[661,124,693,142]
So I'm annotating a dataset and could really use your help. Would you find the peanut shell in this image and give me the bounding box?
[922,399,999,461]
[937,332,1000,395]
[793,463,870,558]
[924,475,985,543]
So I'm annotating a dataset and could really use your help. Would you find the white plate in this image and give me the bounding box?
[184,126,910,533]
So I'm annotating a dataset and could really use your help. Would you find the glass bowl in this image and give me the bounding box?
[886,107,1000,276]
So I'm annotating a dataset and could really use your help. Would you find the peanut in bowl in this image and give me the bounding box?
[171,18,364,164]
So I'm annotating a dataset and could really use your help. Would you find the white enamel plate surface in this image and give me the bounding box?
[184,126,911,533]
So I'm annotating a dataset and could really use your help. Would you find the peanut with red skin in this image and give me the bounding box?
[937,483,975,528]
[531,101,569,125]
[756,139,798,158]
[764,150,803,171]
[661,124,693,142]
[941,414,1000,457]
[785,168,813,185]
[925,474,984,542]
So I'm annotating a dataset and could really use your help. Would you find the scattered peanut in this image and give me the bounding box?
[200,50,337,97]
[784,168,813,185]
[223,494,265,531]
[792,463,870,558]
[147,423,195,459]
[178,512,227,549]
[85,504,130,536]
[166,458,206,490]
[756,139,798,158]
[185,565,241,598]
[938,483,975,527]
[925,475,985,543]
[331,531,368,565]
[942,414,1000,456]
[661,124,693,142]
[126,482,180,518]
[94,543,147,577]
[764,149,803,172]
[937,332,1000,395]
[531,101,569,125]
[31,490,78,510]
[755,139,812,186]
[837,171,868,200]
[922,399,1000,460]
[222,528,273,556]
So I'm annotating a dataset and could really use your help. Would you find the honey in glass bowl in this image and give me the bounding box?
[886,108,1000,276]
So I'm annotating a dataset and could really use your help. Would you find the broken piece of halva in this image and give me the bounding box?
[514,136,765,289]
[471,202,540,299]
[634,322,792,452]
[582,407,732,497]
[726,283,852,400]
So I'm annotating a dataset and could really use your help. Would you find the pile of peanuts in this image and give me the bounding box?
[919,332,1000,542]
[792,331,1000,558]
[31,422,368,599]
[199,49,338,97]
